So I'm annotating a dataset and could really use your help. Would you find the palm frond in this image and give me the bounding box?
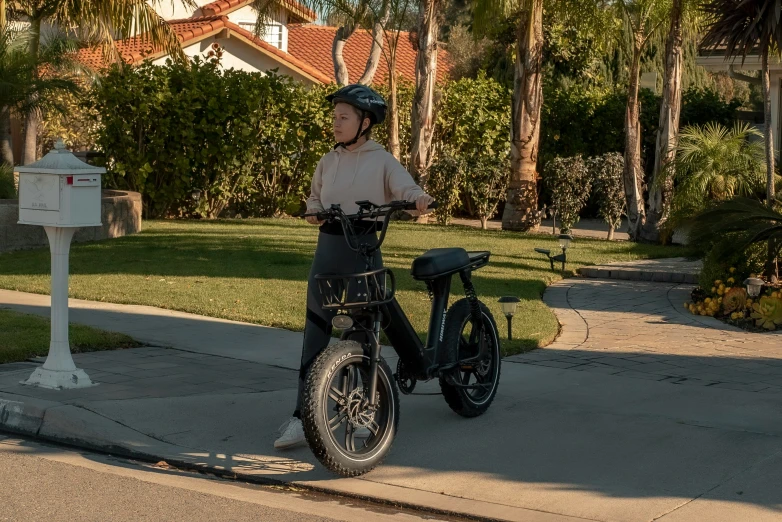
[701,0,782,60]
[690,197,782,261]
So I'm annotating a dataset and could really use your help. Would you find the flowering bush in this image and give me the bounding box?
[687,266,782,331]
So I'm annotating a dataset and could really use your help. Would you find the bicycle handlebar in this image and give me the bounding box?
[302,200,438,257]
[303,200,438,222]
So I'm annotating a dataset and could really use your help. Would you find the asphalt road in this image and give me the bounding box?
[0,436,461,522]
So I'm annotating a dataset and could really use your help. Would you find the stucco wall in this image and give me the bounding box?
[154,35,316,85]
[0,190,142,253]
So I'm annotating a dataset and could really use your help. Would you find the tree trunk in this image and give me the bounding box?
[0,107,13,166]
[357,0,390,86]
[501,0,543,232]
[762,48,777,278]
[641,0,682,243]
[409,0,440,187]
[480,216,488,230]
[332,24,357,86]
[623,36,646,241]
[762,48,775,206]
[387,57,401,159]
[22,17,42,165]
[608,227,614,241]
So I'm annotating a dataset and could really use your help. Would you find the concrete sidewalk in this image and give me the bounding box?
[1,288,782,521]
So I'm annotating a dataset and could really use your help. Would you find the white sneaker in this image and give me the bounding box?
[274,417,306,449]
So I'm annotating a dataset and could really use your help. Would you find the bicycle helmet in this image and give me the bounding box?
[327,84,387,148]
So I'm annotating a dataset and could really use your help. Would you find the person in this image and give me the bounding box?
[274,84,434,449]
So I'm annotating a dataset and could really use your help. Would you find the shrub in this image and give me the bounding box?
[544,155,591,233]
[91,57,332,218]
[428,72,510,223]
[464,155,510,229]
[427,152,465,225]
[0,163,15,199]
[697,240,765,291]
[587,152,625,240]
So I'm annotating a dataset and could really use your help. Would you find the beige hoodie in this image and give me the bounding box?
[306,140,426,215]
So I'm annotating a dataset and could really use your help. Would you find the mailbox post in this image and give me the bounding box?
[16,140,104,389]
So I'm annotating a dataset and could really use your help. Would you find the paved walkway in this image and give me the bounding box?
[509,279,782,394]
[1,283,782,521]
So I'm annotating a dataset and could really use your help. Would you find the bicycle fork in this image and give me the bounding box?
[365,310,382,408]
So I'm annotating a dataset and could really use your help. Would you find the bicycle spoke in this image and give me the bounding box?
[329,386,344,403]
[329,411,347,431]
[345,423,356,452]
[367,420,380,436]
[340,367,351,398]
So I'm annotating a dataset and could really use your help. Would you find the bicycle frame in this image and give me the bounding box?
[305,200,489,405]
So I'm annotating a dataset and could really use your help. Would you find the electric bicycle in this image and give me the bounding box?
[301,200,501,476]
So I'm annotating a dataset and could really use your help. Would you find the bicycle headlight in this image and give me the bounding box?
[332,314,354,330]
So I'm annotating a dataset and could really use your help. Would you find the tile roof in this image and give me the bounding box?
[76,18,452,87]
[76,16,332,83]
[200,0,316,23]
[287,24,451,85]
[76,16,228,69]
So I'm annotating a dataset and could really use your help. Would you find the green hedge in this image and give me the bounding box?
[92,58,332,218]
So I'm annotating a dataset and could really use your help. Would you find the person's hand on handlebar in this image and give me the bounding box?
[414,194,435,214]
[305,214,324,225]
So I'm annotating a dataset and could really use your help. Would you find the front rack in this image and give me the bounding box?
[315,268,396,310]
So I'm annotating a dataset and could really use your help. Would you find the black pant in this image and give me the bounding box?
[295,231,382,414]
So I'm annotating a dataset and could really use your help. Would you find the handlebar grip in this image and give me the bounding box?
[303,211,331,221]
[402,201,439,211]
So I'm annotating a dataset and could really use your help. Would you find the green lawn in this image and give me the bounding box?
[0,219,687,355]
[0,309,140,364]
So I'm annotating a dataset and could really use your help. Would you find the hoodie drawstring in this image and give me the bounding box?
[350,151,361,186]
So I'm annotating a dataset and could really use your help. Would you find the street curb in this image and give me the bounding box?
[0,395,55,434]
[0,392,566,522]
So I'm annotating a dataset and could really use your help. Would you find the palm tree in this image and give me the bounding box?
[409,0,442,187]
[0,26,80,166]
[664,122,766,231]
[7,0,187,164]
[701,0,782,208]
[616,0,668,241]
[641,0,686,242]
[379,0,415,159]
[468,0,609,231]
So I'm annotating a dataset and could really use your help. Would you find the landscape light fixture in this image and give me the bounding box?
[744,277,765,298]
[534,233,574,272]
[498,296,521,340]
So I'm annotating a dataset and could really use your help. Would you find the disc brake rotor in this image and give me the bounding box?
[346,388,376,428]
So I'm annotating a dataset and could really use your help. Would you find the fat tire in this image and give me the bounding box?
[439,299,501,418]
[301,340,399,477]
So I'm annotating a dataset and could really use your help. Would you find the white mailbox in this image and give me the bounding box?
[17,140,104,227]
[17,140,105,390]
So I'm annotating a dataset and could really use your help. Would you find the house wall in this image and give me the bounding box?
[154,37,316,85]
